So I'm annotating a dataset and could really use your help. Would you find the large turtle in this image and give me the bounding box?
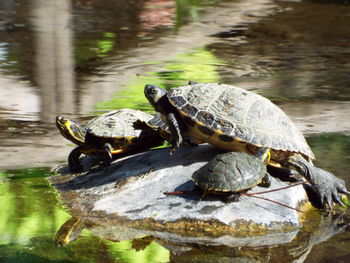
[144,82,349,208]
[192,149,271,202]
[56,109,165,172]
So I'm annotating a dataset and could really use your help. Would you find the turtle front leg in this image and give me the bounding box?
[225,192,241,202]
[167,112,183,153]
[102,143,113,168]
[68,147,83,173]
[257,174,271,188]
[287,155,349,209]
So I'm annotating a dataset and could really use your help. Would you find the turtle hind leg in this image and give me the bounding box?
[198,191,208,201]
[287,155,350,209]
[68,147,83,173]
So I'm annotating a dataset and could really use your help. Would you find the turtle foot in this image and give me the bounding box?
[68,147,83,173]
[225,193,240,203]
[310,166,349,209]
[102,143,113,167]
[169,136,182,155]
[167,112,184,153]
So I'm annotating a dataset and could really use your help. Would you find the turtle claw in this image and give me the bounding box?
[169,146,178,155]
[311,166,349,209]
[169,134,182,155]
[336,184,350,195]
[340,189,350,195]
[102,143,113,167]
[325,195,333,210]
[332,192,345,207]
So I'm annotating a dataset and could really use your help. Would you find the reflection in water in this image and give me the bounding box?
[32,0,75,122]
[139,0,176,30]
[1,164,349,261]
[0,168,70,246]
[55,217,85,247]
[52,212,349,263]
[54,217,170,262]
[209,0,350,101]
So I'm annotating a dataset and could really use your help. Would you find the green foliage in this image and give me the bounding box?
[341,195,349,207]
[75,32,117,64]
[157,47,225,84]
[175,0,217,29]
[0,168,170,262]
[0,168,71,246]
[97,32,117,58]
[108,239,169,263]
[96,47,224,112]
[96,75,164,113]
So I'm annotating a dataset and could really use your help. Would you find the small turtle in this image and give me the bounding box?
[56,109,165,172]
[192,150,271,202]
[144,82,349,208]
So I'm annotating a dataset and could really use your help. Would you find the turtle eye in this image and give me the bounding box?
[149,88,161,101]
[150,87,158,96]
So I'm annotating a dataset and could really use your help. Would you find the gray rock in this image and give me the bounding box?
[50,144,310,246]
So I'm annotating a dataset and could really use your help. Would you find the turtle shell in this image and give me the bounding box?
[168,83,314,160]
[85,109,153,138]
[133,113,171,141]
[192,152,267,192]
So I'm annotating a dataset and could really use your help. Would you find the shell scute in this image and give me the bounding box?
[193,152,267,192]
[196,111,215,127]
[171,96,187,108]
[180,104,199,117]
[211,118,235,134]
[85,109,153,138]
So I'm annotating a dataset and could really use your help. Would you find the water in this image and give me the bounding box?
[0,0,350,262]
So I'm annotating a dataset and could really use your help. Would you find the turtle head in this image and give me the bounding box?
[255,147,271,165]
[144,84,169,113]
[56,115,85,145]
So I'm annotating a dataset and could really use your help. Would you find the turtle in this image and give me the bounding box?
[133,112,172,141]
[56,109,165,172]
[144,82,349,209]
[192,149,271,202]
[133,112,200,146]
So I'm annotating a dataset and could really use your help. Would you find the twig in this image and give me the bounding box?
[246,194,304,213]
[164,181,306,213]
[242,181,306,196]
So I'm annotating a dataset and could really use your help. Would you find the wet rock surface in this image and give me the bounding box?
[50,144,310,245]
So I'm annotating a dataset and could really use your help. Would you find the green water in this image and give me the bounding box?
[1,133,349,262]
[0,168,170,263]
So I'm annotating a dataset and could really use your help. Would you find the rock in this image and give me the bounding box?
[49,144,310,246]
